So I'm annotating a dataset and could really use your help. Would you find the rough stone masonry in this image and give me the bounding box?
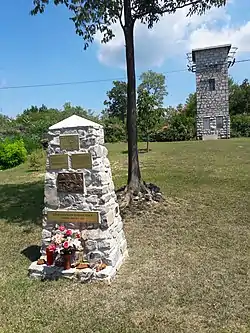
[28,115,128,282]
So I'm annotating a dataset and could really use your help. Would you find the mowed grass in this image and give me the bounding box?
[0,139,250,333]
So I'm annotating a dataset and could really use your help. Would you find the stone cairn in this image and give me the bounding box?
[28,115,128,282]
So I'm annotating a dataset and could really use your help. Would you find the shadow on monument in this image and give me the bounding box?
[0,181,44,227]
[21,245,41,262]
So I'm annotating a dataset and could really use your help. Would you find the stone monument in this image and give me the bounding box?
[187,44,237,140]
[28,115,128,282]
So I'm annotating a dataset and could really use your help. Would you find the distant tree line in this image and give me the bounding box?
[1,70,250,169]
[103,74,250,144]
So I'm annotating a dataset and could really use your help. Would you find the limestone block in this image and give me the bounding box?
[87,186,109,197]
[61,268,76,279]
[82,228,112,241]
[92,163,105,172]
[80,136,96,148]
[97,238,117,252]
[44,187,59,209]
[74,202,93,211]
[59,194,76,208]
[45,172,57,187]
[89,145,108,158]
[77,268,94,283]
[91,172,110,187]
[84,169,92,187]
[99,193,112,205]
[42,229,51,239]
[103,157,110,168]
[95,266,114,279]
[86,195,99,205]
[120,239,128,254]
[103,246,120,267]
[86,250,104,263]
[85,240,98,252]
[101,209,115,228]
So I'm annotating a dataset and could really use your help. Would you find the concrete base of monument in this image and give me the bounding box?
[28,251,128,283]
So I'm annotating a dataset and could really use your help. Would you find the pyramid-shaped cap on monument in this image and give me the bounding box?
[49,115,103,130]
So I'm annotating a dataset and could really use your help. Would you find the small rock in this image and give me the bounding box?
[95,266,114,279]
[154,193,163,202]
[144,193,152,201]
[77,268,94,283]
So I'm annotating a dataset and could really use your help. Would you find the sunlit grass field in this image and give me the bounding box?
[0,139,249,333]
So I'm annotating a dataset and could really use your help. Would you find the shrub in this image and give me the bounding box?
[152,113,196,142]
[28,149,46,171]
[0,139,27,170]
[231,115,250,138]
[103,117,127,143]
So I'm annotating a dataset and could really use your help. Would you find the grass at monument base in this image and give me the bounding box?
[0,139,249,333]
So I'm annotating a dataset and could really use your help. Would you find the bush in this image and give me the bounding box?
[103,117,127,143]
[28,149,46,171]
[152,113,196,142]
[0,139,27,170]
[231,115,250,138]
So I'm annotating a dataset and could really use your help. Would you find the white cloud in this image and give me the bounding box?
[95,5,250,69]
[189,22,250,52]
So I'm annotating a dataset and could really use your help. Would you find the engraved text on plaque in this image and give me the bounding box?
[47,210,99,224]
[60,135,79,151]
[71,153,92,169]
[49,154,68,170]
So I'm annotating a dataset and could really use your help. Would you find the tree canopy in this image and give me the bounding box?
[138,70,167,107]
[31,0,227,195]
[103,81,127,123]
[137,89,163,151]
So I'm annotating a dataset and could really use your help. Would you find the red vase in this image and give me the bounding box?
[63,254,71,270]
[46,248,54,266]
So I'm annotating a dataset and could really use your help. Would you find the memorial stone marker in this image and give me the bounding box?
[28,115,128,282]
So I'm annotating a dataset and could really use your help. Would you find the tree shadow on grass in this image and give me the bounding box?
[122,148,152,154]
[0,181,44,227]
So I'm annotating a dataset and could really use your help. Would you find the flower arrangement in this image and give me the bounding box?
[48,225,83,255]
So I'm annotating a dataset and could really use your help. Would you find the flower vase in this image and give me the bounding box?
[63,254,72,270]
[46,248,54,266]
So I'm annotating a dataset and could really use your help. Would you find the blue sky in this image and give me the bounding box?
[0,0,250,117]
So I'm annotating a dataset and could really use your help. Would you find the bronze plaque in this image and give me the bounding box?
[49,154,68,170]
[60,135,79,151]
[57,172,84,193]
[47,210,99,224]
[71,153,92,169]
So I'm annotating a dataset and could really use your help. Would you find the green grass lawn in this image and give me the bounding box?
[0,139,249,333]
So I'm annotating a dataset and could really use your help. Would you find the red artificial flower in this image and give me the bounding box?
[65,229,72,236]
[63,241,69,249]
[59,225,66,232]
[76,233,81,239]
[47,244,56,252]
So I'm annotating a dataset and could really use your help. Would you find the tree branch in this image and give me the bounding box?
[118,7,125,30]
[132,0,221,21]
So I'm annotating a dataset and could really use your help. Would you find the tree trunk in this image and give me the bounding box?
[123,0,141,193]
[146,134,149,152]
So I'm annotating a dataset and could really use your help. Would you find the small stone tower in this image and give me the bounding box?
[187,44,237,140]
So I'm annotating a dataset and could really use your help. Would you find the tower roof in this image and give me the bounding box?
[192,44,232,63]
